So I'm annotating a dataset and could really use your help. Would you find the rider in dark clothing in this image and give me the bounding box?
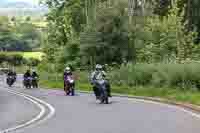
[31,70,39,88]
[24,70,31,78]
[63,66,75,95]
[7,69,16,83]
[31,71,39,79]
[23,70,31,88]
[63,67,73,89]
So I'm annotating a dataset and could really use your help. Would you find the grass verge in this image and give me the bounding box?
[40,80,200,105]
[0,51,44,60]
[22,52,44,60]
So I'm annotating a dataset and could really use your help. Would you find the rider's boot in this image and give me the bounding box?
[71,86,75,96]
[93,86,100,100]
[107,84,112,97]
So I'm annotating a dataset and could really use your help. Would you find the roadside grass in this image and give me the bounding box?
[32,21,48,28]
[39,79,200,105]
[0,51,45,60]
[22,52,44,60]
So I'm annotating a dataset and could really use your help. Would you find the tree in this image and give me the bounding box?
[139,0,198,63]
[0,16,42,51]
[80,1,129,65]
[42,0,86,67]
[25,16,31,22]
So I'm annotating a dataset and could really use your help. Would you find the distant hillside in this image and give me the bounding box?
[0,1,48,17]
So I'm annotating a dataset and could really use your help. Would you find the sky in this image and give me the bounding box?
[2,0,39,5]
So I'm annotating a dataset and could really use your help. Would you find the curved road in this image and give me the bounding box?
[0,88,39,131]
[1,80,200,133]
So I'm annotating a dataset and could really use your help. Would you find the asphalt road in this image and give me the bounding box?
[1,77,200,133]
[0,87,39,131]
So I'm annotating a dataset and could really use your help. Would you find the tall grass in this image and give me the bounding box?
[110,63,200,90]
[39,63,200,90]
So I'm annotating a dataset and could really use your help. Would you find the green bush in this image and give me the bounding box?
[0,53,24,66]
[110,63,200,90]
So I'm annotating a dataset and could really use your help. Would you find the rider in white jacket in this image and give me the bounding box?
[90,64,111,99]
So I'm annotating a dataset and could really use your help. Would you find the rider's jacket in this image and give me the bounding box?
[64,72,72,81]
[90,70,106,84]
[32,72,39,79]
[24,72,31,79]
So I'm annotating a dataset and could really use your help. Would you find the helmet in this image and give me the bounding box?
[65,67,71,73]
[95,64,102,70]
[32,69,36,72]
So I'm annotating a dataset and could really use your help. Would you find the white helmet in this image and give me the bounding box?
[95,64,102,70]
[65,67,71,72]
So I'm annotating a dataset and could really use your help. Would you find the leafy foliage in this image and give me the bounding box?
[42,0,200,69]
[80,4,129,65]
[136,0,198,63]
[0,16,42,51]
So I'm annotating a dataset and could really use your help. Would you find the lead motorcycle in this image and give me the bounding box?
[64,75,75,96]
[96,79,109,104]
[7,75,16,87]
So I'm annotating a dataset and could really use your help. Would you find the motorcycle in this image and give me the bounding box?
[32,76,38,88]
[64,75,75,96]
[23,77,32,89]
[96,79,109,104]
[7,76,15,87]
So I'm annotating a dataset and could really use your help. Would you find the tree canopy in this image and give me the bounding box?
[41,0,200,70]
[0,16,43,51]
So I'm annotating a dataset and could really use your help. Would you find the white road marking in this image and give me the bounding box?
[0,89,55,133]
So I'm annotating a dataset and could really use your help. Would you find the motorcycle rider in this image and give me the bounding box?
[23,69,31,86]
[7,69,16,84]
[31,69,39,78]
[64,67,72,88]
[63,66,75,95]
[90,64,111,100]
[31,69,39,88]
[24,69,31,79]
